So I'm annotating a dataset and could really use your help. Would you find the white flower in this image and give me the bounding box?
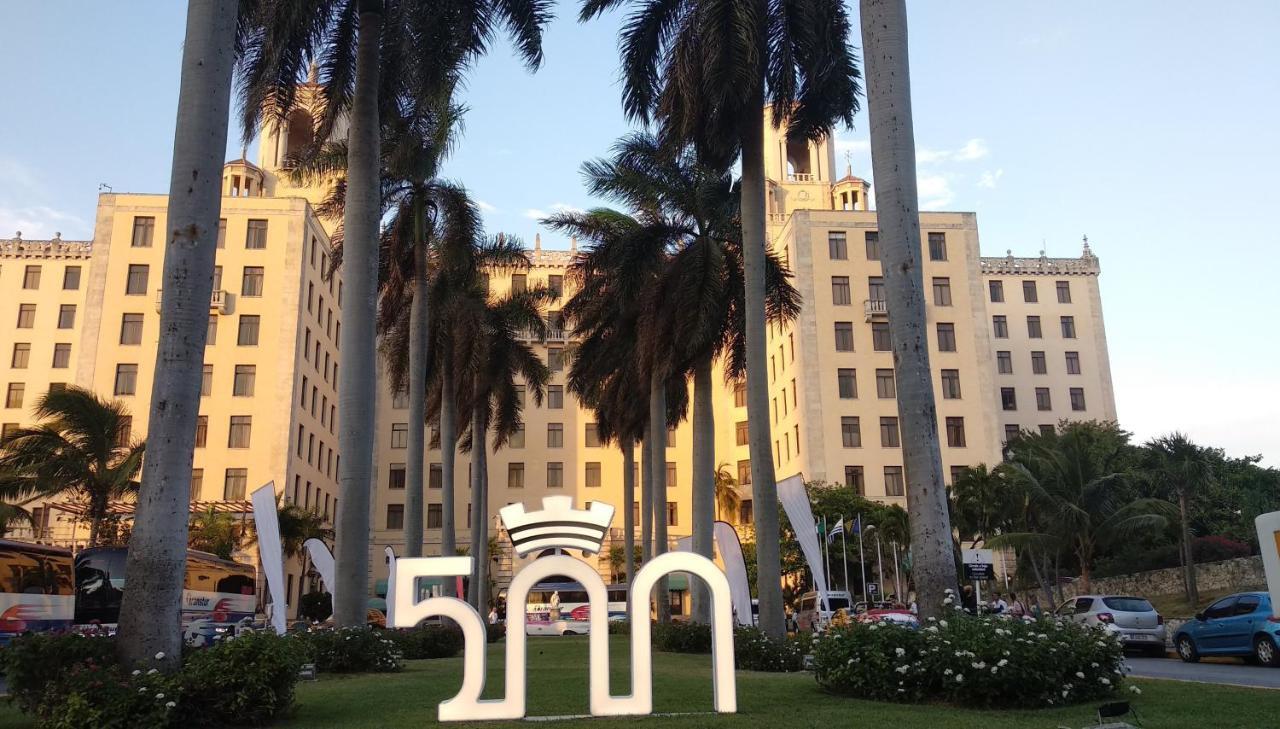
[955,674,964,683]
[1062,689,1070,698]
[998,659,1008,667]
[971,661,986,670]
[147,668,159,675]
[944,668,954,676]
[165,702,176,709]
[1075,671,1085,679]
[895,665,909,674]
[1129,686,1142,695]
[156,693,165,700]
[131,669,141,676]
[939,620,948,628]
[155,652,165,660]
[139,688,147,694]
[991,667,999,674]
[895,647,906,657]
[943,597,954,605]
[1099,677,1111,685]
[1091,662,1099,668]
[926,626,939,633]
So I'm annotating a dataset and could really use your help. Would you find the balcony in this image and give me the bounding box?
[155,288,229,314]
[767,213,789,224]
[864,298,888,322]
[786,173,816,183]
[518,327,567,343]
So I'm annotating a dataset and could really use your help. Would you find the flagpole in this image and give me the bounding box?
[857,514,866,605]
[892,540,902,601]
[840,516,850,595]
[821,515,831,612]
[875,533,884,604]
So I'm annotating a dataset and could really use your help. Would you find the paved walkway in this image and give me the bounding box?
[1125,656,1280,689]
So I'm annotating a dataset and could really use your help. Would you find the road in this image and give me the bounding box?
[1125,656,1280,689]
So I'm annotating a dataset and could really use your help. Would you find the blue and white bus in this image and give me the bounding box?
[0,540,74,644]
[522,580,629,635]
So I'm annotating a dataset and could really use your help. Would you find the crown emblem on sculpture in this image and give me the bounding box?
[499,496,615,557]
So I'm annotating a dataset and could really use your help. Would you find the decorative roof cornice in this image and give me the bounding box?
[0,234,93,259]
[980,250,1099,276]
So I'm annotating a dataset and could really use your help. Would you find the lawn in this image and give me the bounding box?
[1,636,1276,728]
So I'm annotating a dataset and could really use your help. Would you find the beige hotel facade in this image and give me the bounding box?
[0,113,1114,615]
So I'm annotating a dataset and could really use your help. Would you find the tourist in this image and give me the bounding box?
[990,592,1008,614]
[1007,592,1027,617]
[961,584,978,614]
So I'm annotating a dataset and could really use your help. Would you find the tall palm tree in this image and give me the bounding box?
[116,0,238,668]
[188,507,256,560]
[950,464,1019,548]
[1146,433,1214,605]
[0,502,35,539]
[238,0,553,627]
[858,0,956,619]
[713,463,738,522]
[0,388,143,547]
[581,0,861,639]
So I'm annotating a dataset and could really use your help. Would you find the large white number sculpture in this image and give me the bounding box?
[1256,511,1280,617]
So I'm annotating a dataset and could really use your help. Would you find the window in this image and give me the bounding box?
[845,466,864,494]
[206,315,217,345]
[834,322,854,352]
[233,365,255,396]
[666,462,677,489]
[735,421,749,446]
[837,368,857,398]
[950,466,967,485]
[1031,351,1047,374]
[237,315,260,345]
[864,231,879,260]
[57,304,76,329]
[1039,424,1055,436]
[872,322,892,351]
[201,364,213,396]
[4,384,23,409]
[997,350,1012,374]
[548,347,564,372]
[216,218,227,249]
[666,502,678,527]
[16,304,35,329]
[1022,280,1038,302]
[386,504,404,530]
[932,277,952,306]
[1065,351,1081,375]
[875,368,896,398]
[547,462,564,489]
[228,415,252,448]
[508,463,525,489]
[241,266,264,296]
[880,416,900,447]
[831,276,851,305]
[131,216,155,247]
[841,416,861,447]
[52,343,71,369]
[884,466,905,496]
[946,417,967,447]
[22,265,41,290]
[390,423,408,448]
[828,231,848,260]
[1070,387,1087,411]
[427,504,442,529]
[992,315,1008,338]
[246,219,268,249]
[224,469,248,500]
[1035,387,1052,411]
[547,385,564,409]
[585,462,601,488]
[509,424,525,448]
[388,464,406,490]
[989,280,1004,302]
[62,266,81,290]
[191,469,204,501]
[738,459,752,486]
[10,344,29,369]
[1056,280,1072,303]
[126,264,149,295]
[868,275,886,303]
[584,423,600,447]
[733,381,746,407]
[514,384,526,406]
[1060,316,1076,338]
[547,423,563,448]
[1001,387,1017,410]
[1004,424,1021,443]
[429,464,442,489]
[114,364,138,395]
[927,232,947,261]
[194,415,208,447]
[548,274,564,298]
[391,388,408,409]
[941,369,962,399]
[1026,315,1042,338]
[936,323,956,352]
[511,274,527,293]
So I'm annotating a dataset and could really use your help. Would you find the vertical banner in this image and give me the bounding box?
[249,482,287,634]
[1255,511,1280,617]
[713,521,753,626]
[304,537,336,597]
[384,546,398,626]
[776,474,829,609]
[675,536,692,552]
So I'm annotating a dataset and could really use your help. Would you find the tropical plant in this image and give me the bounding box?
[0,501,35,538]
[187,508,255,560]
[1144,432,1215,605]
[950,464,1021,548]
[581,0,861,638]
[0,387,143,548]
[713,463,739,522]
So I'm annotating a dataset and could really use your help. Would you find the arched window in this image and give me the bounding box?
[285,109,316,161]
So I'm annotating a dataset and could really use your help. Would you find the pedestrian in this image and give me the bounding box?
[1028,593,1042,618]
[962,584,978,614]
[991,592,1008,614]
[488,606,498,625]
[1007,591,1027,618]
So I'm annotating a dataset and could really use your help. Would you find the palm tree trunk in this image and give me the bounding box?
[649,371,671,623]
[404,194,429,558]
[333,2,383,628]
[860,0,957,622]
[467,400,489,613]
[740,95,785,639]
[116,0,236,670]
[690,356,715,624]
[440,355,458,569]
[622,439,636,584]
[1178,488,1198,606]
[641,426,653,564]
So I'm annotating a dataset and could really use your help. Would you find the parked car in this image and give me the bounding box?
[855,608,919,628]
[1174,592,1280,666]
[1055,595,1166,655]
[796,590,852,632]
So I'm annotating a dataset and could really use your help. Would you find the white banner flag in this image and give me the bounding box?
[384,546,398,625]
[304,537,335,598]
[776,474,829,609]
[250,482,287,634]
[713,521,753,626]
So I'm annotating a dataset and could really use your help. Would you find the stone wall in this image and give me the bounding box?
[1065,556,1267,609]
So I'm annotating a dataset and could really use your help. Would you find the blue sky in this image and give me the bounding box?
[1,2,1276,463]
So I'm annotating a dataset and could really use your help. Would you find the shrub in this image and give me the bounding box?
[299,591,333,622]
[733,627,810,673]
[42,664,182,729]
[3,632,118,715]
[813,612,1126,708]
[387,625,463,660]
[486,623,506,643]
[607,620,631,635]
[652,621,711,654]
[1192,535,1252,563]
[180,631,305,726]
[297,626,402,673]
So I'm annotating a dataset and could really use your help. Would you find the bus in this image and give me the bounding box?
[0,540,75,644]
[522,581,629,635]
[75,546,257,646]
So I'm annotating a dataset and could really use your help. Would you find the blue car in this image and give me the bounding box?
[1173,592,1280,666]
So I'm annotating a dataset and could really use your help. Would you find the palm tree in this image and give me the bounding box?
[950,464,1019,548]
[116,0,238,668]
[0,502,35,539]
[580,0,861,639]
[188,508,256,560]
[277,499,335,612]
[1146,433,1214,605]
[858,0,956,619]
[0,387,144,548]
[713,463,738,522]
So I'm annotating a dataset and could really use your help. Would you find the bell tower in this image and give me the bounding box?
[761,107,841,220]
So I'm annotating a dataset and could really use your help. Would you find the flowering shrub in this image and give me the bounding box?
[42,664,182,729]
[180,630,306,726]
[734,627,811,673]
[3,632,119,715]
[386,624,464,659]
[653,621,712,653]
[296,626,403,673]
[813,608,1127,708]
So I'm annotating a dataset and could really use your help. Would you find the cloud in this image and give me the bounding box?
[0,205,89,240]
[917,174,954,210]
[834,138,870,155]
[917,138,989,164]
[977,169,1005,189]
[476,199,497,213]
[525,202,583,220]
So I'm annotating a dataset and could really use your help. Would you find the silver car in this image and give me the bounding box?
[1055,595,1166,656]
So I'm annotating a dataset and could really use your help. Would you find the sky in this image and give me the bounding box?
[1,2,1277,464]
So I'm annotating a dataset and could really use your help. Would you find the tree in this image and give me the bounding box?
[950,464,1020,548]
[1145,432,1215,605]
[0,502,34,539]
[713,463,739,522]
[188,508,255,560]
[0,387,144,548]
[581,0,861,639]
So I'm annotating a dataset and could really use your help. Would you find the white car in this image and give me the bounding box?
[1055,595,1165,656]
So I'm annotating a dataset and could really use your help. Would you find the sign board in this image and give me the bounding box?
[962,548,995,581]
[866,582,878,595]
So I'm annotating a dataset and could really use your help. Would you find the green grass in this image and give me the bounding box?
[1,636,1277,728]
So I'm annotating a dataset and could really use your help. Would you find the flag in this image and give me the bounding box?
[827,517,845,544]
[850,515,862,535]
